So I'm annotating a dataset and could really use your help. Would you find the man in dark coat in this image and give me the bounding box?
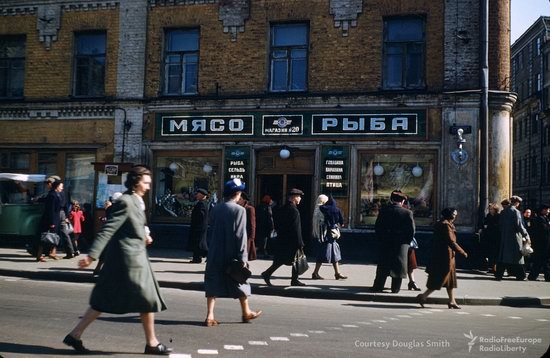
[187,188,209,263]
[261,188,306,287]
[372,190,415,293]
[527,204,550,281]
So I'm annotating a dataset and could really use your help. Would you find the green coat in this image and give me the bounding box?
[88,193,166,314]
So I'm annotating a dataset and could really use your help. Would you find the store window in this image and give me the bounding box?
[269,23,308,92]
[73,32,106,97]
[0,35,25,98]
[358,152,435,226]
[154,154,220,222]
[65,153,95,211]
[382,16,425,90]
[163,28,199,95]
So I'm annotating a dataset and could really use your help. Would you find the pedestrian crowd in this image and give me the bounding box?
[19,170,549,355]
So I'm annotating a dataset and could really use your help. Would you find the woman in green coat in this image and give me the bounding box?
[63,165,172,355]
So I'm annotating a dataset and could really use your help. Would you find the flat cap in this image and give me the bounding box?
[196,188,208,196]
[288,188,304,196]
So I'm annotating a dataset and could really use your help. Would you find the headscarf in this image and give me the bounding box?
[312,194,329,239]
[320,196,344,227]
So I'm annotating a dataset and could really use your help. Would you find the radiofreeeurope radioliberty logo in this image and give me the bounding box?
[464,331,542,354]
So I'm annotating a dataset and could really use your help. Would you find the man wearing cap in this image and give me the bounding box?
[372,190,415,293]
[186,188,210,263]
[527,203,550,281]
[261,188,307,287]
[204,179,261,326]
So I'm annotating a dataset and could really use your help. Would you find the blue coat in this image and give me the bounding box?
[205,199,250,298]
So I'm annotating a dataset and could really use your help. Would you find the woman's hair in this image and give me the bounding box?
[52,180,63,190]
[487,202,500,213]
[72,200,80,210]
[440,207,457,220]
[124,165,152,191]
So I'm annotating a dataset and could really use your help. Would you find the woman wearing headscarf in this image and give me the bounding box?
[311,195,347,280]
[417,207,468,309]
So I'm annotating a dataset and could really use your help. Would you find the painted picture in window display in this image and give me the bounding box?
[360,154,434,226]
[154,157,219,221]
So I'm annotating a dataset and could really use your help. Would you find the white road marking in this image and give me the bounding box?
[342,324,359,328]
[420,311,433,314]
[224,345,243,350]
[248,341,268,346]
[4,278,19,282]
[455,312,470,315]
[308,330,326,334]
[327,327,343,330]
[290,333,309,337]
[396,315,412,318]
[384,317,399,320]
[409,312,423,316]
[270,337,290,341]
[507,316,522,320]
[169,354,192,358]
[356,321,373,325]
[372,320,387,323]
[536,319,549,322]
[197,349,218,355]
[428,309,443,312]
[482,314,496,317]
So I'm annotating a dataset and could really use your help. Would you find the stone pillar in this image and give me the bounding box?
[488,92,517,204]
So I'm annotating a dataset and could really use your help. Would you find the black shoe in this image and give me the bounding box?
[261,271,272,286]
[290,280,306,286]
[311,273,324,280]
[391,289,400,294]
[63,334,90,354]
[370,287,384,293]
[189,259,202,264]
[408,281,421,291]
[63,254,74,259]
[144,343,173,355]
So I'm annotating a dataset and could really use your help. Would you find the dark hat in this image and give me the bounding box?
[288,188,304,196]
[196,188,208,196]
[224,178,246,196]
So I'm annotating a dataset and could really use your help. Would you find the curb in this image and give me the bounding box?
[2,268,549,307]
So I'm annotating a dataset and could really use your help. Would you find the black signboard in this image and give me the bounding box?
[320,146,349,197]
[261,115,303,135]
[161,115,254,136]
[312,113,418,135]
[224,146,251,186]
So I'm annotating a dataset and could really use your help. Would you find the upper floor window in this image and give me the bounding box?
[73,32,106,97]
[536,37,542,56]
[163,28,199,96]
[0,36,25,98]
[382,17,425,90]
[269,23,308,92]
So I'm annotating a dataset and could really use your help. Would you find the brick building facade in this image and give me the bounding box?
[0,0,516,246]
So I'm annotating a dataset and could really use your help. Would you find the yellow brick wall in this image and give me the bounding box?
[146,0,443,97]
[0,8,119,99]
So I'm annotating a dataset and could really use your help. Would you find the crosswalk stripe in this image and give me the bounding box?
[248,341,268,346]
[356,321,373,325]
[372,320,387,323]
[197,349,218,355]
[169,354,192,358]
[396,315,411,318]
[507,316,522,319]
[327,327,343,330]
[224,345,243,350]
[342,324,359,327]
[455,312,470,315]
[428,309,443,312]
[308,330,326,334]
[270,337,290,341]
[482,314,495,317]
[290,333,309,337]
[536,319,549,322]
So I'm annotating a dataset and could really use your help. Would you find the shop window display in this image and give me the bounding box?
[154,156,219,222]
[359,153,434,226]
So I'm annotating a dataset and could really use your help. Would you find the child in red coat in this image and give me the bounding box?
[69,200,85,255]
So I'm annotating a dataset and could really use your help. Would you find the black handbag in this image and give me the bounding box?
[293,249,309,275]
[40,231,60,246]
[225,259,252,284]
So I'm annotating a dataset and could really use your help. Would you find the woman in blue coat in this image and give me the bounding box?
[63,166,172,355]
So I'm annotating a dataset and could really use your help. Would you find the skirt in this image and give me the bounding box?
[426,259,458,290]
[315,239,342,263]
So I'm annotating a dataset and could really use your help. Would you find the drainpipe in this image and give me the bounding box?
[479,0,489,228]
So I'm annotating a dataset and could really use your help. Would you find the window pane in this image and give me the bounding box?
[75,59,89,96]
[166,29,199,52]
[406,46,423,86]
[386,18,423,42]
[271,59,288,91]
[0,36,25,58]
[11,66,24,97]
[89,57,105,96]
[291,48,307,59]
[184,62,197,94]
[359,153,434,226]
[384,46,403,88]
[154,156,220,222]
[10,152,30,169]
[0,65,6,97]
[76,33,106,55]
[65,153,95,214]
[290,58,306,90]
[165,63,181,94]
[272,24,307,46]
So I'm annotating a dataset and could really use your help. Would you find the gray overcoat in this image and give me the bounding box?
[204,199,251,298]
[88,193,166,314]
[498,205,528,265]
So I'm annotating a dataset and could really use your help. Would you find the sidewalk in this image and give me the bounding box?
[0,247,548,307]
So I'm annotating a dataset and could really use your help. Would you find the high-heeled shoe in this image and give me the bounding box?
[204,318,219,327]
[311,273,324,280]
[448,302,461,309]
[416,294,426,308]
[408,281,421,291]
[335,273,348,280]
[242,310,263,323]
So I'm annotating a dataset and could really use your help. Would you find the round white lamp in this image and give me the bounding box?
[279,147,291,160]
[412,163,423,177]
[168,162,178,172]
[203,163,213,173]
[373,163,384,176]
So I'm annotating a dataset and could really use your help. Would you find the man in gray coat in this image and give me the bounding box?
[496,195,529,281]
[372,190,415,293]
[204,179,262,326]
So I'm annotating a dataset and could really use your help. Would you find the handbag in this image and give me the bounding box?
[410,237,419,249]
[521,242,534,256]
[225,259,252,284]
[40,231,60,246]
[329,225,341,240]
[293,249,309,275]
[66,221,74,235]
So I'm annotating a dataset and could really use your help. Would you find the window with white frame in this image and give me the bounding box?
[0,36,25,98]
[382,16,425,90]
[163,28,199,95]
[269,23,308,92]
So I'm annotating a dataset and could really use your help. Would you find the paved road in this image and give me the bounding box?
[1,276,549,358]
